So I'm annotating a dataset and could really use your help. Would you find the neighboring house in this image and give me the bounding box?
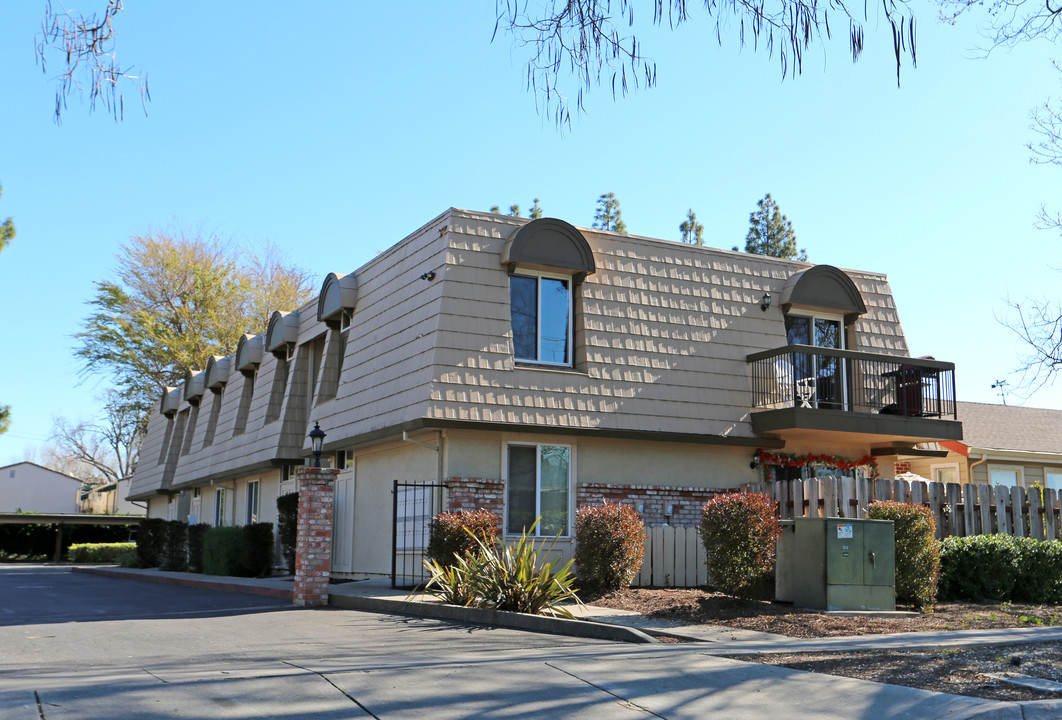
[895,402,1062,491]
[79,477,144,515]
[127,209,963,577]
[0,462,82,514]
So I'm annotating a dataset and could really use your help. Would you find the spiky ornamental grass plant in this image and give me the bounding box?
[422,518,582,617]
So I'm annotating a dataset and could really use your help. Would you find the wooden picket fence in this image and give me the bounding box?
[633,526,708,587]
[743,477,1062,542]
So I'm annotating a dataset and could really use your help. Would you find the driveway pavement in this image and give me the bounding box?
[1,564,1056,719]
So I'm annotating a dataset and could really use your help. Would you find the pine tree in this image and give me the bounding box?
[0,184,14,255]
[741,194,807,261]
[679,209,704,245]
[529,198,543,219]
[593,192,627,234]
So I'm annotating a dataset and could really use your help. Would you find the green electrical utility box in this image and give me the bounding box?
[775,517,896,611]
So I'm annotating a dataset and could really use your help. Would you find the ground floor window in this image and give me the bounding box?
[764,464,866,483]
[214,488,227,527]
[989,465,1022,488]
[506,444,570,536]
[246,480,260,524]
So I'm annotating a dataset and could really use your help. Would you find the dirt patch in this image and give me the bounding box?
[590,588,1062,701]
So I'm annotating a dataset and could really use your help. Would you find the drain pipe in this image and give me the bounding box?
[967,452,988,484]
[402,429,447,510]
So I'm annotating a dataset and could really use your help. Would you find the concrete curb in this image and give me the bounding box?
[328,592,659,644]
[71,566,293,600]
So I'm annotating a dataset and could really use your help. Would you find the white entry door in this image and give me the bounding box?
[331,467,355,574]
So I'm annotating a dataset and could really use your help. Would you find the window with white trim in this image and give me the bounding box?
[1046,468,1062,492]
[246,480,260,524]
[989,465,1022,488]
[931,463,960,485]
[510,273,572,366]
[506,444,571,536]
[214,488,227,527]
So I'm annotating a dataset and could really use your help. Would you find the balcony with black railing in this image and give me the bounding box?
[746,345,962,445]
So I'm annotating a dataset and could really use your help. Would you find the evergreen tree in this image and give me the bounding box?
[740,194,807,261]
[489,205,501,214]
[530,198,543,219]
[679,208,704,245]
[0,183,14,432]
[593,192,627,234]
[509,204,521,218]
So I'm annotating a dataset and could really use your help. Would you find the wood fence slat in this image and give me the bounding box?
[1011,486,1027,538]
[807,479,820,518]
[910,481,925,506]
[672,526,687,586]
[841,477,856,518]
[928,481,944,540]
[995,485,1011,536]
[962,483,978,536]
[856,476,870,518]
[778,479,791,520]
[874,477,890,503]
[650,526,665,586]
[792,480,805,519]
[1046,489,1059,541]
[822,478,838,518]
[946,483,962,537]
[637,531,652,586]
[662,526,676,586]
[977,483,993,535]
[1029,488,1045,541]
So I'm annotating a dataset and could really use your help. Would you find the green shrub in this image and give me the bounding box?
[67,542,136,563]
[422,518,581,617]
[427,509,500,566]
[0,523,131,561]
[135,518,167,568]
[160,520,189,571]
[241,523,276,578]
[699,492,781,598]
[201,524,276,577]
[574,502,645,595]
[276,492,299,574]
[866,501,940,608]
[939,535,1062,603]
[202,527,246,576]
[187,523,210,573]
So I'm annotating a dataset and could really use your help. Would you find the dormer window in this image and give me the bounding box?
[510,273,572,365]
[501,218,595,368]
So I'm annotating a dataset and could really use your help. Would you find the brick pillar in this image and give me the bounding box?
[293,467,339,607]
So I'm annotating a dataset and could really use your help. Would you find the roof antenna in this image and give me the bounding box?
[991,379,1008,405]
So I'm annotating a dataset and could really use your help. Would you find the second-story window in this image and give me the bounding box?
[510,273,572,366]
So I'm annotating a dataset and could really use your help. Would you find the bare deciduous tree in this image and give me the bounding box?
[52,390,145,485]
[35,0,149,124]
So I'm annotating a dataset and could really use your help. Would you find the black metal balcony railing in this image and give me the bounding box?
[747,345,957,420]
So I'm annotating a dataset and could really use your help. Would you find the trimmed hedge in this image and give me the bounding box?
[939,534,1062,603]
[160,520,189,571]
[202,523,276,577]
[427,509,500,566]
[700,492,781,598]
[67,542,136,563]
[135,518,167,568]
[277,492,299,574]
[866,501,940,608]
[187,523,210,573]
[574,502,645,594]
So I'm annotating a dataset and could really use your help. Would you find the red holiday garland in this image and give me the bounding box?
[755,449,879,478]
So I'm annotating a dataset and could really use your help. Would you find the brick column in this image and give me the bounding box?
[293,467,339,607]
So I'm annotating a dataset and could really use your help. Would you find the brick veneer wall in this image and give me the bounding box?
[893,462,912,475]
[293,467,339,607]
[445,477,505,516]
[577,483,728,527]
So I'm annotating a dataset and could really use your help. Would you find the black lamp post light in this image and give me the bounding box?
[309,421,326,467]
[760,291,772,312]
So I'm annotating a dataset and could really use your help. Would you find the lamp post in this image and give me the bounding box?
[309,421,326,467]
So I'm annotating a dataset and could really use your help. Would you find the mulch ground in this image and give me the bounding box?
[589,588,1062,701]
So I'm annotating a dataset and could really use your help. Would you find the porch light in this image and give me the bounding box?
[309,422,326,467]
[760,292,772,312]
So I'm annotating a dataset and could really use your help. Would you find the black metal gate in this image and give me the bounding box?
[391,480,445,588]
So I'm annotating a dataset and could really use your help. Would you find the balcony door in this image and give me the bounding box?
[785,313,846,410]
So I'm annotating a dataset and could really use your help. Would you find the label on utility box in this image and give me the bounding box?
[837,523,854,539]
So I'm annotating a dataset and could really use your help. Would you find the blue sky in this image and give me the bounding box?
[1,3,1060,463]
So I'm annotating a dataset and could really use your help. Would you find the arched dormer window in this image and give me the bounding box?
[501,218,596,367]
[235,334,265,377]
[205,355,232,393]
[266,310,299,359]
[317,272,358,330]
[160,386,181,418]
[779,265,866,321]
[183,369,206,406]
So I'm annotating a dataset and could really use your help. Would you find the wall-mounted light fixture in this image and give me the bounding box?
[760,292,772,312]
[420,271,436,281]
[308,421,326,468]
[750,453,761,470]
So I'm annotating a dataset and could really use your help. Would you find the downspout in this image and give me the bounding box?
[967,452,988,485]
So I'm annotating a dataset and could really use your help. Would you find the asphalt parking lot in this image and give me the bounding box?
[0,565,1036,719]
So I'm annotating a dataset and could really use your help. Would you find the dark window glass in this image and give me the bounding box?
[785,315,810,345]
[506,446,537,533]
[539,445,570,535]
[539,278,570,364]
[510,276,538,361]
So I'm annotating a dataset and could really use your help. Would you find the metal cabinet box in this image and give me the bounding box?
[776,517,896,611]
